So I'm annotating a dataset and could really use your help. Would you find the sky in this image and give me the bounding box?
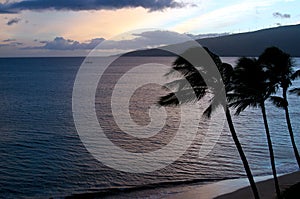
[0,0,299,57]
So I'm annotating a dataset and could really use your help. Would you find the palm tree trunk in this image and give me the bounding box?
[225,106,260,199]
[283,89,300,168]
[261,102,281,199]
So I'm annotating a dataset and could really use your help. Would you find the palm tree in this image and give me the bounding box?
[158,47,260,199]
[229,57,281,199]
[258,47,300,168]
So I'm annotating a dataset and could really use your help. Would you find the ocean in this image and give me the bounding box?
[0,56,299,198]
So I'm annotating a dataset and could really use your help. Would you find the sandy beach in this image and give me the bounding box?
[168,171,300,199]
[216,171,300,199]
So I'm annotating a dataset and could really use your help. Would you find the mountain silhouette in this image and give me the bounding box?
[197,24,300,57]
[125,24,300,57]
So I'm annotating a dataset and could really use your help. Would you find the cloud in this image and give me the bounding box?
[0,30,228,56]
[2,39,16,42]
[29,37,105,50]
[0,0,184,13]
[100,30,191,50]
[273,12,291,18]
[6,17,21,25]
[0,40,23,47]
[11,42,24,46]
[24,30,193,51]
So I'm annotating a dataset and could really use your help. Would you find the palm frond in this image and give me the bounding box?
[291,70,300,80]
[173,56,193,68]
[229,56,276,112]
[158,88,207,106]
[158,92,179,106]
[159,47,230,117]
[165,65,197,77]
[203,96,221,118]
[269,96,287,108]
[229,98,258,115]
[220,63,233,82]
[203,105,213,118]
[289,88,300,96]
[163,79,205,91]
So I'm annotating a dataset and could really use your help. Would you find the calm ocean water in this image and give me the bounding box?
[0,57,299,198]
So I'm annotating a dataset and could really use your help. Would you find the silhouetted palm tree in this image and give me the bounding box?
[229,57,281,199]
[258,47,300,168]
[158,48,260,199]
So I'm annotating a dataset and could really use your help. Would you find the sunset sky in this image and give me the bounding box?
[0,0,299,57]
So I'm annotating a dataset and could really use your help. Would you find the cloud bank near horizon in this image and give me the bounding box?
[1,31,231,52]
[29,37,105,50]
[0,0,184,13]
[23,31,189,51]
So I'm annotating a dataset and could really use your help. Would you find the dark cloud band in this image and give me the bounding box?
[27,37,105,50]
[7,18,21,26]
[0,0,184,13]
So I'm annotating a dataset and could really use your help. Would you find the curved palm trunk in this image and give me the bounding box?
[283,88,300,168]
[261,102,281,199]
[225,106,260,199]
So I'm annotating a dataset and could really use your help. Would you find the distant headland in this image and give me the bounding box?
[125,24,300,57]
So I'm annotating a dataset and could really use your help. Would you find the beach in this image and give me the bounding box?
[168,171,300,199]
[216,171,300,199]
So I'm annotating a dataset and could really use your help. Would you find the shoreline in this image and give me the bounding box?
[215,171,300,199]
[168,171,300,199]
